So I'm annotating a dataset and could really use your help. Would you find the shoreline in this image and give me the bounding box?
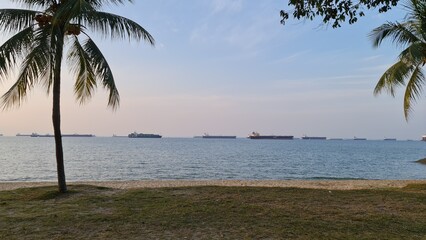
[1,179,425,191]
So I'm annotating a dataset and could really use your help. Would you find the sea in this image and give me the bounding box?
[0,137,425,182]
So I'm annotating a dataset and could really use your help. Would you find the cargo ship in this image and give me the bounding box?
[384,138,397,141]
[353,137,367,140]
[31,133,52,137]
[201,133,236,139]
[128,132,162,138]
[62,134,94,137]
[301,135,326,140]
[30,133,94,137]
[16,133,32,137]
[248,132,293,140]
[112,134,127,138]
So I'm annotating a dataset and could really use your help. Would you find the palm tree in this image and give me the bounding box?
[370,0,426,119]
[0,0,154,192]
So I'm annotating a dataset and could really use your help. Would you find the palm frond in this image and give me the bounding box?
[10,0,56,8]
[405,0,426,21]
[406,0,426,40]
[373,60,414,97]
[0,26,34,81]
[67,36,97,105]
[0,9,38,33]
[398,42,426,66]
[1,28,51,109]
[52,0,91,26]
[403,65,425,119]
[2,0,152,111]
[371,0,426,120]
[54,0,134,19]
[84,0,134,9]
[80,11,154,44]
[0,75,29,109]
[83,37,120,109]
[369,21,420,48]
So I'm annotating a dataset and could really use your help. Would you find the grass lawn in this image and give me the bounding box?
[1,184,426,239]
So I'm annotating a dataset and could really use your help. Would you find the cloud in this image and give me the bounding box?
[358,64,392,73]
[361,55,382,62]
[189,13,277,51]
[211,0,243,13]
[269,73,379,93]
[270,50,311,64]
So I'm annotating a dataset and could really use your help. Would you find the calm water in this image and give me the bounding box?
[0,137,425,181]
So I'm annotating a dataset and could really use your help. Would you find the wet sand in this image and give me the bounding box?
[1,179,425,191]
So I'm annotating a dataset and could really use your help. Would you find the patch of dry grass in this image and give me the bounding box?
[0,184,425,239]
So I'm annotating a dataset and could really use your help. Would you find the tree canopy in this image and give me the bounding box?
[281,0,400,27]
[0,0,154,192]
[370,0,426,119]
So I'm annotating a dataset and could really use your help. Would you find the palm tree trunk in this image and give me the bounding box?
[52,32,67,193]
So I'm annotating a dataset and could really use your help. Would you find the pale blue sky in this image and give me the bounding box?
[0,0,425,139]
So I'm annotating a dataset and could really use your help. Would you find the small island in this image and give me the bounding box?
[416,158,426,165]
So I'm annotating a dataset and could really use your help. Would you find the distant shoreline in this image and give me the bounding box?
[1,179,425,191]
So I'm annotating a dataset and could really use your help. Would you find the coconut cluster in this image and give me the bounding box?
[34,2,81,36]
[66,24,81,35]
[34,14,52,28]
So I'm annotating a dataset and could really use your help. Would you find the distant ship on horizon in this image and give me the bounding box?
[16,133,32,137]
[62,134,95,137]
[248,132,293,140]
[198,133,236,139]
[384,138,397,141]
[301,135,326,140]
[128,132,162,138]
[353,137,367,140]
[31,133,52,137]
[112,134,127,138]
[29,133,95,137]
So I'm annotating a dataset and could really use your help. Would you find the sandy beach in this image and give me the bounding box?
[1,179,425,191]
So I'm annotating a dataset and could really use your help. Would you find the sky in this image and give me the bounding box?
[0,0,425,139]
